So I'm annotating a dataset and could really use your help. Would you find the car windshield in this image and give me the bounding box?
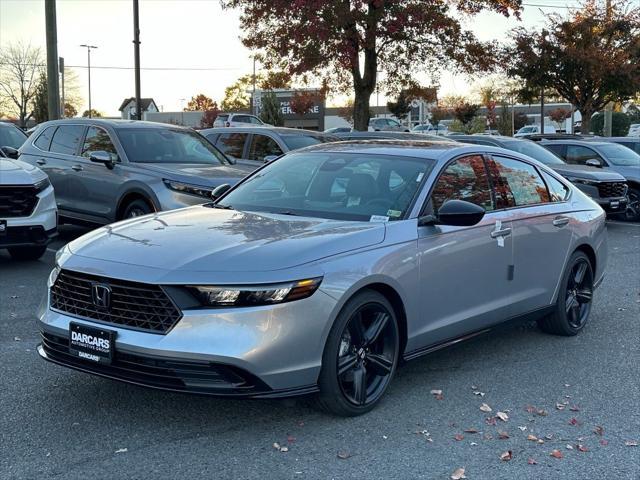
[117,128,229,164]
[0,125,27,149]
[503,140,565,165]
[281,134,334,150]
[598,143,640,166]
[218,152,435,221]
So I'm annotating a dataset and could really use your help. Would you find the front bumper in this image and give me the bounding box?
[593,196,627,214]
[1,185,57,247]
[38,281,337,396]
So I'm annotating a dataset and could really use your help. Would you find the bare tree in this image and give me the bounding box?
[0,42,43,127]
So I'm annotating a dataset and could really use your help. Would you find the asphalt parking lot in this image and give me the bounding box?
[1,221,639,480]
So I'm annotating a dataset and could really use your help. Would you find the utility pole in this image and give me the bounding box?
[603,0,613,136]
[59,57,65,117]
[133,0,142,120]
[45,0,61,120]
[540,88,545,134]
[252,56,256,115]
[80,44,98,117]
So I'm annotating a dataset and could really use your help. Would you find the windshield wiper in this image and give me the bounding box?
[275,210,299,216]
[210,203,233,209]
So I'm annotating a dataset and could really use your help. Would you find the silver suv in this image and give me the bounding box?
[19,119,253,224]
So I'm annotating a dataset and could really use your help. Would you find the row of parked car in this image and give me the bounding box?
[1,119,639,261]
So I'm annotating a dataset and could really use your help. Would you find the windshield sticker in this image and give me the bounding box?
[416,172,424,182]
[387,209,402,218]
[370,215,389,222]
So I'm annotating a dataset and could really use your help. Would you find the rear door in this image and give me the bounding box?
[214,132,249,161]
[247,133,284,163]
[487,154,574,313]
[46,125,87,214]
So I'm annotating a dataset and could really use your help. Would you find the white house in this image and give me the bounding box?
[118,97,159,120]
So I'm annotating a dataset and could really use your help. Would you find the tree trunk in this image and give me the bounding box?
[580,108,593,134]
[353,89,372,131]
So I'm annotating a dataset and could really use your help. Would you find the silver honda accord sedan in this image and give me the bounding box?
[38,140,607,416]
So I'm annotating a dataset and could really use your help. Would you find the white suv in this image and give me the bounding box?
[213,113,266,128]
[0,157,57,260]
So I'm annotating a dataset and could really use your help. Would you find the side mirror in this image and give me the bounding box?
[419,199,486,227]
[211,183,231,200]
[0,146,20,159]
[585,158,602,168]
[89,151,115,169]
[263,155,278,163]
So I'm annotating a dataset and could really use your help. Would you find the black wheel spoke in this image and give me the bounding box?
[349,312,366,346]
[367,353,393,376]
[364,312,389,346]
[570,304,581,327]
[574,262,587,284]
[576,288,592,304]
[338,353,358,376]
[565,294,577,313]
[352,364,367,405]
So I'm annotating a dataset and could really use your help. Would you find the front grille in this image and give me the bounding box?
[0,185,38,217]
[50,270,182,334]
[597,182,627,198]
[40,332,264,395]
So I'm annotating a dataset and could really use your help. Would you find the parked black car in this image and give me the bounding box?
[18,119,253,225]
[539,138,640,221]
[200,127,337,166]
[452,135,629,216]
[333,131,456,142]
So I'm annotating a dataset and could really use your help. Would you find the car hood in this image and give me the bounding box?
[133,162,255,187]
[0,158,45,184]
[608,165,640,183]
[550,164,626,181]
[67,206,386,272]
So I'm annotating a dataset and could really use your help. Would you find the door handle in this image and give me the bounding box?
[71,165,83,172]
[490,227,512,238]
[552,216,570,227]
[36,159,46,165]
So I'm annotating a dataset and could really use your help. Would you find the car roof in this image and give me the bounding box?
[201,126,329,136]
[295,139,508,161]
[587,137,639,142]
[540,139,613,146]
[33,118,193,131]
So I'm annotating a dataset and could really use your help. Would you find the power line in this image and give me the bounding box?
[522,3,575,9]
[0,63,241,71]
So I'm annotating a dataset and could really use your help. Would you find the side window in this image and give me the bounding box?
[233,115,248,123]
[387,119,400,127]
[543,143,565,158]
[34,126,56,151]
[49,125,85,155]
[488,156,550,207]
[81,127,118,160]
[431,155,493,212]
[248,116,262,124]
[215,133,248,159]
[565,145,601,165]
[541,170,570,202]
[248,134,283,162]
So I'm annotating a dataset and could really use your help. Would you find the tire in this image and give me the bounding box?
[624,188,640,222]
[316,290,400,416]
[122,199,153,219]
[7,245,47,261]
[537,251,594,336]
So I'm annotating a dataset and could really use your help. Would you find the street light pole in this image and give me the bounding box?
[133,0,142,121]
[80,44,97,118]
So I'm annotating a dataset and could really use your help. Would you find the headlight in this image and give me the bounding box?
[570,178,598,186]
[188,277,323,307]
[34,177,51,192]
[163,179,213,198]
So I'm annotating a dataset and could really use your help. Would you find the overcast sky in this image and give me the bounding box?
[0,0,579,116]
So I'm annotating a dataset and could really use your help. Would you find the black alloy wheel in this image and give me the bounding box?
[123,199,154,219]
[625,188,640,222]
[317,290,399,416]
[538,251,594,336]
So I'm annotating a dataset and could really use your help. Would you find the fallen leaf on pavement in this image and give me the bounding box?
[273,442,281,450]
[545,434,553,440]
[566,444,574,450]
[528,458,537,465]
[13,337,20,341]
[464,428,478,433]
[496,412,509,422]
[470,442,478,446]
[538,439,545,444]
[287,435,296,443]
[525,405,537,414]
[569,405,580,412]
[480,403,492,413]
[115,448,127,454]
[498,431,510,440]
[594,426,604,436]
[450,467,466,480]
[625,441,638,447]
[518,426,527,432]
[550,449,563,459]
[454,434,464,441]
[483,433,493,440]
[600,439,608,446]
[568,418,580,426]
[500,450,513,461]
[473,391,485,396]
[527,435,538,441]
[485,416,497,426]
[577,444,589,452]
[556,403,566,411]
[280,446,289,452]
[537,409,548,417]
[430,389,442,395]
[337,451,351,459]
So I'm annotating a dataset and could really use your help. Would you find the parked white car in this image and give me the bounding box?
[368,117,410,132]
[628,124,640,137]
[412,124,449,135]
[0,157,57,260]
[514,125,557,137]
[213,113,266,128]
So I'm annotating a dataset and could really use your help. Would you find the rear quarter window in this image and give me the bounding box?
[34,126,56,151]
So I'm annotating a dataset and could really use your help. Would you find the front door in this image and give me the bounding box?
[413,155,514,351]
